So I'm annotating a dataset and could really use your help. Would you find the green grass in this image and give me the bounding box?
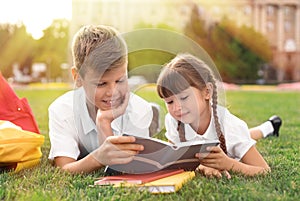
[1,88,299,201]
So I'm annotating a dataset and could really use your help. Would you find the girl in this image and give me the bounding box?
[156,53,274,178]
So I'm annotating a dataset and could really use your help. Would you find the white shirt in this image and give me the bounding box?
[48,87,153,160]
[165,105,256,160]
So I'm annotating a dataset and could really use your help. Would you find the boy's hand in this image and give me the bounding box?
[91,135,144,166]
[96,91,130,123]
[96,92,130,143]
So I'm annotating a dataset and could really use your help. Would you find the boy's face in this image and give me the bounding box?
[81,63,128,111]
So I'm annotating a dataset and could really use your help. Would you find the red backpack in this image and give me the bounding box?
[0,72,40,134]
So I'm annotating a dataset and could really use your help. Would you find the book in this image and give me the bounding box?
[105,135,219,175]
[116,171,196,194]
[94,169,184,186]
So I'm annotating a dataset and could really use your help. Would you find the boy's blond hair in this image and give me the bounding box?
[71,25,127,77]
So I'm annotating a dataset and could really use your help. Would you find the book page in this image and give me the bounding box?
[106,135,219,174]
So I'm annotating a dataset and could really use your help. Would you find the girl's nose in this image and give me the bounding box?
[173,100,182,112]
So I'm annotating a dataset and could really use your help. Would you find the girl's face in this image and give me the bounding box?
[81,63,129,112]
[163,86,211,127]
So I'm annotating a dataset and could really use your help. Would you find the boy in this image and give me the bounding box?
[48,25,153,173]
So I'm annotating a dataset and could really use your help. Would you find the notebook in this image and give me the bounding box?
[94,169,184,185]
[114,171,196,194]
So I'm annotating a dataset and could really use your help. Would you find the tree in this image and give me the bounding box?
[0,24,35,78]
[129,22,176,82]
[184,4,272,83]
[35,19,69,80]
[0,19,70,81]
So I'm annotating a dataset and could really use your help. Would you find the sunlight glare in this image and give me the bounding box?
[0,0,72,39]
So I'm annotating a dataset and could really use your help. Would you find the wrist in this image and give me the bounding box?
[226,158,235,171]
[97,115,113,125]
[90,150,105,167]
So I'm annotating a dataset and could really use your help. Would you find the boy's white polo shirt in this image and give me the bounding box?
[48,87,152,160]
[165,105,256,161]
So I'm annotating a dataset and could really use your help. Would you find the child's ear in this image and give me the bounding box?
[205,82,213,100]
[71,67,82,87]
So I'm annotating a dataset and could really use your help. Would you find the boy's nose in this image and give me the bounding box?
[105,84,116,96]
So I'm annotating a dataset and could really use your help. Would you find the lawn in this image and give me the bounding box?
[0,87,299,201]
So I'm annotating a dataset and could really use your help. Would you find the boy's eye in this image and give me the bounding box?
[117,77,127,83]
[96,82,106,87]
[116,79,125,83]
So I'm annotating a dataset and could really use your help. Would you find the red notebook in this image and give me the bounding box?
[94,169,184,186]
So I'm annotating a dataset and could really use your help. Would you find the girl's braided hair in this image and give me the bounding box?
[157,53,227,154]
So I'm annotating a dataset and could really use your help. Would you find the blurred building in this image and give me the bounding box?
[70,0,190,33]
[194,0,300,81]
[70,0,300,81]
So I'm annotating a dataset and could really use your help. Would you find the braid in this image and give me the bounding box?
[157,53,227,152]
[211,77,227,154]
[177,121,186,142]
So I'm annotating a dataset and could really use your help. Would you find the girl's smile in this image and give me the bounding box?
[163,86,211,133]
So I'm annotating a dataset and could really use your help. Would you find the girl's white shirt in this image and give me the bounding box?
[165,105,256,160]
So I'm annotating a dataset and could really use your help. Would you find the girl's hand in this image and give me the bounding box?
[195,146,234,172]
[197,165,231,179]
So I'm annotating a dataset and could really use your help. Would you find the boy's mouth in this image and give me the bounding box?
[102,97,123,108]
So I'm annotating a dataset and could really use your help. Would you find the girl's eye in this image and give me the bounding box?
[165,100,173,105]
[180,95,188,100]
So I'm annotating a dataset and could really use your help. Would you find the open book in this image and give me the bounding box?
[105,135,219,175]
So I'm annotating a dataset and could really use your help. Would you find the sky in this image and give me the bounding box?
[0,0,72,39]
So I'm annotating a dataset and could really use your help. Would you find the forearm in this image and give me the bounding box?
[97,118,114,145]
[58,154,104,174]
[226,158,270,176]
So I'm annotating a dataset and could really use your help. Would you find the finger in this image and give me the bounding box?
[114,92,130,115]
[206,146,221,153]
[109,155,135,165]
[115,143,144,152]
[213,171,222,178]
[204,170,221,178]
[111,150,139,158]
[198,153,219,161]
[197,151,219,159]
[107,135,136,144]
[222,170,231,179]
[122,91,130,107]
[200,159,219,169]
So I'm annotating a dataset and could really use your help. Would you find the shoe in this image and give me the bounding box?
[268,115,282,137]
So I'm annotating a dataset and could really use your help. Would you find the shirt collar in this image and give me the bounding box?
[185,110,216,141]
[74,87,96,135]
